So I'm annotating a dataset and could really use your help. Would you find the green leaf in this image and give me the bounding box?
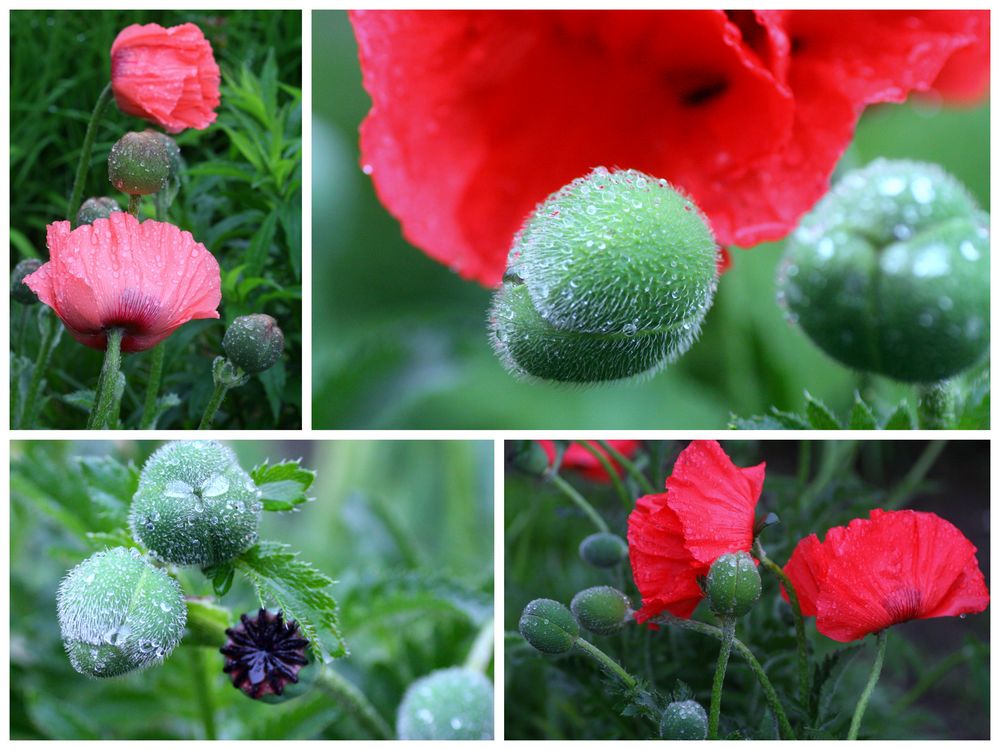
[234,541,346,662]
[804,392,842,429]
[61,389,95,412]
[245,210,278,278]
[75,455,138,526]
[883,402,915,430]
[848,393,878,430]
[768,407,811,430]
[251,458,315,512]
[258,361,286,424]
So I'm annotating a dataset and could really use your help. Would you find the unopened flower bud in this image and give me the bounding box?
[706,551,761,618]
[11,259,42,304]
[660,699,709,740]
[570,585,631,635]
[578,532,628,568]
[108,131,172,195]
[75,197,122,227]
[519,598,579,654]
[396,667,494,739]
[223,314,284,374]
[507,440,550,476]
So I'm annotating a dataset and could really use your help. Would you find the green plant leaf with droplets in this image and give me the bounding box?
[251,459,316,511]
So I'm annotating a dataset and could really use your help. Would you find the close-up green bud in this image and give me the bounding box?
[778,158,989,383]
[11,259,42,304]
[56,547,186,678]
[706,551,761,618]
[490,167,718,383]
[659,699,709,740]
[74,196,122,227]
[570,585,631,636]
[507,440,551,476]
[578,532,629,568]
[396,667,494,740]
[519,598,579,654]
[223,314,285,374]
[108,130,172,195]
[129,441,262,566]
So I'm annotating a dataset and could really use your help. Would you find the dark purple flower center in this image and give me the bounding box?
[221,609,310,699]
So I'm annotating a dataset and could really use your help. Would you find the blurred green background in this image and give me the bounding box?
[11,440,493,739]
[312,10,989,428]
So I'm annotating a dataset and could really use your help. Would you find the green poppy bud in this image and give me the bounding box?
[223,314,285,374]
[519,598,579,654]
[660,699,709,740]
[56,547,186,677]
[108,131,171,196]
[11,259,42,304]
[778,159,989,383]
[578,532,629,568]
[570,585,631,636]
[706,551,761,618]
[129,441,262,566]
[490,167,718,383]
[74,197,122,227]
[396,667,494,740]
[507,440,551,476]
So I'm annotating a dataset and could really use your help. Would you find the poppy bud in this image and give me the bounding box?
[108,131,172,195]
[129,440,262,566]
[570,586,631,636]
[396,667,494,740]
[578,532,629,568]
[11,259,42,304]
[75,197,122,227]
[518,598,579,654]
[507,440,550,476]
[706,551,761,618]
[56,547,186,677]
[659,699,709,740]
[489,167,718,383]
[222,314,285,374]
[778,159,989,383]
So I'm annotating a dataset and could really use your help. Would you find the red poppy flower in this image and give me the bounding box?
[350,10,987,286]
[538,440,640,482]
[627,440,765,622]
[24,212,221,352]
[783,509,989,643]
[111,23,221,133]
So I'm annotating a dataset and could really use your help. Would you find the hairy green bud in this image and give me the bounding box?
[706,551,761,618]
[578,532,629,568]
[74,196,122,227]
[519,598,579,654]
[11,259,42,304]
[396,667,494,740]
[222,314,285,374]
[108,131,171,196]
[660,699,709,740]
[570,585,631,635]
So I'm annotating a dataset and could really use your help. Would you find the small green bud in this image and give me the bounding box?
[490,167,718,383]
[660,699,709,740]
[578,532,629,568]
[129,441,262,566]
[507,440,550,476]
[223,314,285,374]
[11,259,42,304]
[56,547,186,677]
[396,667,494,740]
[519,598,579,654]
[706,551,761,618]
[75,196,122,227]
[570,585,631,635]
[108,131,171,195]
[778,159,989,383]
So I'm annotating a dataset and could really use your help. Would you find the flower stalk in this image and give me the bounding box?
[708,617,735,739]
[87,326,124,429]
[67,82,114,221]
[847,630,888,740]
[140,342,166,429]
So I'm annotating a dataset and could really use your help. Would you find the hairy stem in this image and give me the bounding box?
[574,637,637,689]
[17,311,60,428]
[708,617,735,739]
[317,668,393,739]
[575,440,632,513]
[755,539,809,709]
[198,381,229,430]
[127,194,142,218]
[139,342,166,428]
[598,440,656,495]
[87,327,124,430]
[550,474,609,533]
[187,647,218,740]
[847,630,887,740]
[67,82,114,221]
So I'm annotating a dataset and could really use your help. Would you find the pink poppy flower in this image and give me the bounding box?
[111,22,221,133]
[24,212,221,352]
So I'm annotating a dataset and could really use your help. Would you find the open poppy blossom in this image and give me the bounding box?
[351,10,987,286]
[627,440,765,622]
[538,440,640,482]
[783,509,989,643]
[111,22,221,133]
[24,212,221,352]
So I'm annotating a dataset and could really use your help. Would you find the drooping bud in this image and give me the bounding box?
[56,547,186,677]
[75,197,122,227]
[778,159,989,383]
[706,551,761,618]
[108,131,172,195]
[570,585,631,636]
[578,532,629,568]
[490,167,718,383]
[396,667,494,740]
[223,314,285,374]
[519,598,579,654]
[659,699,709,740]
[11,259,42,304]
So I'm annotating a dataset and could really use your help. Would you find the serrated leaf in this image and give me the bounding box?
[341,571,492,628]
[883,402,914,430]
[804,392,842,429]
[75,456,138,526]
[251,459,315,512]
[768,407,811,430]
[234,540,346,662]
[848,393,878,430]
[203,560,236,597]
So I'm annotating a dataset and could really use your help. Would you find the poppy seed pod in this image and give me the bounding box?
[519,598,579,654]
[778,159,989,383]
[75,197,122,227]
[56,547,186,677]
[222,314,285,374]
[108,131,172,195]
[129,440,262,566]
[570,585,631,636]
[490,168,718,383]
[660,699,709,740]
[221,609,312,701]
[11,259,42,304]
[396,667,494,740]
[706,551,761,618]
[579,532,629,568]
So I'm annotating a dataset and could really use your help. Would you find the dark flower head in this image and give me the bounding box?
[221,609,310,699]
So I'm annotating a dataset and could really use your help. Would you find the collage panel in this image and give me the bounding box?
[505,439,989,739]
[10,10,302,430]
[10,439,494,740]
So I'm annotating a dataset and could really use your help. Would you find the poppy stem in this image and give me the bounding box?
[708,617,735,739]
[916,381,955,429]
[67,82,114,222]
[574,636,637,689]
[316,668,393,739]
[198,381,230,430]
[598,440,656,495]
[88,327,124,430]
[550,474,610,533]
[574,441,632,513]
[139,342,166,429]
[464,616,495,674]
[18,308,63,429]
[186,647,218,740]
[127,194,142,218]
[847,630,887,740]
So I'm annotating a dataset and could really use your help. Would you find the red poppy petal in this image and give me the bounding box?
[782,533,825,616]
[927,11,990,104]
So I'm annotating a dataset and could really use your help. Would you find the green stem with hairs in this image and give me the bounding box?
[755,539,809,709]
[127,194,141,217]
[847,630,887,740]
[317,668,393,739]
[17,310,61,428]
[67,82,114,221]
[574,637,637,689]
[708,617,735,739]
[187,647,218,740]
[87,327,124,430]
[598,440,655,495]
[139,342,165,428]
[550,474,609,533]
[575,440,632,513]
[198,381,230,430]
